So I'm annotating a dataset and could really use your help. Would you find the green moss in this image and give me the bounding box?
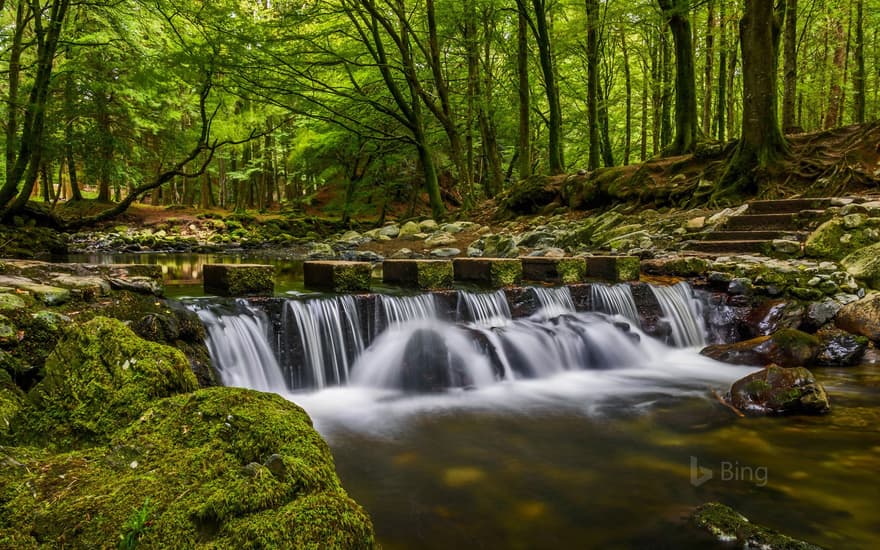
[556,259,587,284]
[0,370,23,438]
[693,503,822,549]
[615,256,641,282]
[841,242,880,290]
[0,388,376,549]
[22,317,198,447]
[331,263,371,292]
[0,293,28,312]
[415,261,453,290]
[805,218,877,260]
[489,260,523,287]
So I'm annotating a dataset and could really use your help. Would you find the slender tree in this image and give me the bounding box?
[657,0,698,155]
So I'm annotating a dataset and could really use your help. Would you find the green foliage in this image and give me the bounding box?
[119,498,154,550]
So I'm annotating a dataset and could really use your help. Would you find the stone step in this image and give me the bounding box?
[303,261,371,292]
[683,240,770,255]
[204,264,274,296]
[453,258,523,287]
[701,230,807,242]
[746,198,833,214]
[382,259,453,289]
[521,257,586,284]
[723,213,800,231]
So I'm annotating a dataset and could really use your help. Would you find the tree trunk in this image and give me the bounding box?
[716,0,727,141]
[621,29,632,165]
[516,5,531,180]
[528,0,564,174]
[782,0,798,130]
[641,55,649,162]
[478,8,504,197]
[824,19,845,129]
[658,0,698,155]
[717,0,788,199]
[702,0,715,136]
[585,0,600,170]
[853,0,865,124]
[660,29,673,150]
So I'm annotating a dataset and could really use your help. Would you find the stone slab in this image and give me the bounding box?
[521,257,586,284]
[584,256,640,282]
[303,261,371,292]
[382,260,453,289]
[203,264,274,296]
[453,258,522,287]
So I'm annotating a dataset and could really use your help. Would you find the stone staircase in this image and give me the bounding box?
[684,198,835,256]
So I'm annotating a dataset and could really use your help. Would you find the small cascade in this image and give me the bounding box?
[457,289,512,327]
[375,294,438,335]
[650,282,707,347]
[531,286,576,318]
[283,296,365,389]
[193,301,286,392]
[591,284,640,324]
[698,290,739,344]
[350,313,650,390]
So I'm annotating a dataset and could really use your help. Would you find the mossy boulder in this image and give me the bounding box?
[701,328,819,368]
[804,218,879,260]
[22,317,198,447]
[0,387,376,548]
[0,370,22,438]
[498,175,560,215]
[728,365,830,415]
[840,242,880,290]
[692,502,823,549]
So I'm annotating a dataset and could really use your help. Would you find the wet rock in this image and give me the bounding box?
[401,329,469,392]
[727,278,753,295]
[801,299,843,332]
[745,300,804,338]
[728,365,830,415]
[814,329,868,367]
[835,293,880,342]
[701,328,819,368]
[692,502,824,548]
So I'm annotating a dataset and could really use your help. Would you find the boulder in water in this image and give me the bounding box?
[400,328,471,392]
[728,365,830,415]
[814,328,868,367]
[692,502,824,549]
[835,293,880,342]
[701,328,819,368]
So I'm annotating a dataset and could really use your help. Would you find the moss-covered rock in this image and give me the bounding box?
[0,388,376,549]
[303,261,372,292]
[701,328,819,368]
[692,502,824,549]
[498,175,560,215]
[22,317,198,447]
[0,369,22,438]
[840,242,880,290]
[728,365,830,415]
[203,264,274,297]
[814,329,868,367]
[804,218,880,260]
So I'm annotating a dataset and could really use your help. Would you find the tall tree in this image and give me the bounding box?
[657,0,698,155]
[782,0,798,130]
[852,0,865,123]
[716,0,788,199]
[585,0,601,170]
[516,3,531,180]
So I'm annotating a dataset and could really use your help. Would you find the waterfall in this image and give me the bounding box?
[457,290,512,327]
[591,283,640,324]
[531,286,575,318]
[284,296,365,389]
[194,301,286,392]
[650,282,707,347]
[376,294,438,334]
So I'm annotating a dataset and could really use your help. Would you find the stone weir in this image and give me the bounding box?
[229,282,678,390]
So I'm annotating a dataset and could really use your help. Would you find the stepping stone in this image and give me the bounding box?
[724,214,800,231]
[521,257,586,284]
[383,259,453,289]
[746,198,833,214]
[584,256,640,282]
[453,258,523,287]
[204,264,275,296]
[303,261,371,292]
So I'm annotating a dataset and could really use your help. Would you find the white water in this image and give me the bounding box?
[284,296,365,388]
[531,286,576,318]
[194,301,287,392]
[650,282,707,347]
[590,283,640,324]
[376,293,438,330]
[457,289,512,327]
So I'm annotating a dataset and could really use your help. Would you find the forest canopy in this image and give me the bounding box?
[0,0,876,224]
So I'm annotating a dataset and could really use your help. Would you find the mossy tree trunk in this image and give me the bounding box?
[585,0,600,170]
[716,0,789,200]
[658,0,698,156]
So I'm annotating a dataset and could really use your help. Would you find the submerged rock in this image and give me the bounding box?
[728,365,830,415]
[692,502,824,549]
[701,329,819,368]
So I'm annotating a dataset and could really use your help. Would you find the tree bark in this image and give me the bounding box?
[853,0,865,123]
[658,0,698,155]
[782,0,798,130]
[516,5,531,180]
[621,29,632,165]
[702,0,715,136]
[523,0,564,174]
[585,0,600,170]
[715,0,727,141]
[716,0,788,199]
[824,18,845,129]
